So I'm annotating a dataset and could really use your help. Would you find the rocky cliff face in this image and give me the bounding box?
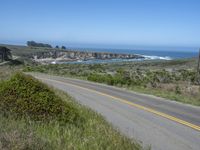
[34,50,144,62]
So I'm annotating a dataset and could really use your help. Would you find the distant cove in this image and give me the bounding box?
[70,48,199,60]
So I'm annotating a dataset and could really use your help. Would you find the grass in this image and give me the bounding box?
[0,73,81,123]
[128,86,200,106]
[0,73,142,150]
[23,59,200,106]
[0,64,24,81]
[0,44,53,57]
[86,73,200,106]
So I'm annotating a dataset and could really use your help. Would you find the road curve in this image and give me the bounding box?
[30,73,200,150]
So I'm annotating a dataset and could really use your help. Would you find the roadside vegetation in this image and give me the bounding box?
[0,72,141,150]
[1,44,198,149]
[0,61,24,81]
[24,58,200,106]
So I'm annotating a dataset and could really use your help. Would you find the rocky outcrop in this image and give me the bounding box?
[33,50,144,63]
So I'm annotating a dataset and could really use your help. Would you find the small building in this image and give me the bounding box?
[0,46,12,62]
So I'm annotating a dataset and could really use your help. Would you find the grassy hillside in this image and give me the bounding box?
[0,44,53,57]
[0,73,142,150]
[24,59,200,106]
[0,63,24,81]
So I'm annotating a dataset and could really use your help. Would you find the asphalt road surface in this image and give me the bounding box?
[30,73,200,150]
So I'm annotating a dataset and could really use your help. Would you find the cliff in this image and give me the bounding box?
[33,50,144,63]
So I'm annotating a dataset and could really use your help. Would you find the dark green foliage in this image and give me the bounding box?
[0,73,81,124]
[87,68,200,88]
[88,64,105,72]
[55,45,59,49]
[0,46,12,61]
[175,85,181,94]
[27,41,52,48]
[9,59,24,66]
[61,46,66,49]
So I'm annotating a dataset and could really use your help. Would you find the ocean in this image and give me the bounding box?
[78,48,199,59]
[60,48,199,64]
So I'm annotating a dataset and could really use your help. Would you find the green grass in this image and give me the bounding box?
[128,86,200,106]
[0,73,142,150]
[86,72,200,106]
[23,61,200,106]
[0,44,53,57]
[0,73,81,124]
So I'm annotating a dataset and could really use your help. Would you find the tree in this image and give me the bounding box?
[61,46,66,50]
[27,41,52,48]
[0,46,12,61]
[55,45,59,49]
[27,41,37,47]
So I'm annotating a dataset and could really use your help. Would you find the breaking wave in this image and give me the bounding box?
[142,55,172,60]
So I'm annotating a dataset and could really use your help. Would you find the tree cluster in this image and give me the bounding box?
[55,45,66,50]
[27,41,52,48]
[0,46,12,61]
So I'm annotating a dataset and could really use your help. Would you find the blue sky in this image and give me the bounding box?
[0,0,200,50]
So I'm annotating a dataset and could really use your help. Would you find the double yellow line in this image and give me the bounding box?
[40,77,200,132]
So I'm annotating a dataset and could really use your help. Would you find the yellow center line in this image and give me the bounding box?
[39,77,200,132]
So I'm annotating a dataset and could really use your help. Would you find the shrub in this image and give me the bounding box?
[175,85,181,94]
[0,73,81,124]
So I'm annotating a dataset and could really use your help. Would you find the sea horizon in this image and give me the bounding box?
[1,42,199,60]
[66,47,199,60]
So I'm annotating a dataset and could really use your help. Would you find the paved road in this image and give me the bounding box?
[31,73,200,150]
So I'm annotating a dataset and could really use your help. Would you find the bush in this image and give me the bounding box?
[0,73,81,124]
[175,85,181,94]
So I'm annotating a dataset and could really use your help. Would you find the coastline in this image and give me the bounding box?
[1,44,198,65]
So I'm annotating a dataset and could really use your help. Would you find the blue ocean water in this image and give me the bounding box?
[59,48,199,64]
[75,48,199,59]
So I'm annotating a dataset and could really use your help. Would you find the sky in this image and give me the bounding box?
[0,0,200,50]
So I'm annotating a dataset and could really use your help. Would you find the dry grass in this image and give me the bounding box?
[0,65,23,81]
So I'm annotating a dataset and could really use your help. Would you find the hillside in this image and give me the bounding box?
[0,44,54,58]
[24,58,200,106]
[0,73,141,150]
